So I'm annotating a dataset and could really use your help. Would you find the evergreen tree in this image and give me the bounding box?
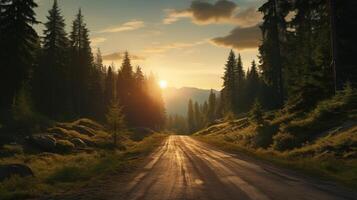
[104,66,115,110]
[222,50,236,114]
[88,49,104,120]
[207,89,217,123]
[33,0,69,118]
[249,99,264,125]
[285,0,333,110]
[0,0,39,119]
[245,60,260,109]
[69,9,93,116]
[134,66,145,89]
[106,98,125,147]
[201,100,209,126]
[187,99,195,133]
[194,101,201,131]
[258,0,288,108]
[234,53,246,113]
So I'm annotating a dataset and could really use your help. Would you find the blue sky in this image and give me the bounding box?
[34,0,263,90]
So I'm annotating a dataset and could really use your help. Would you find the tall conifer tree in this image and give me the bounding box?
[0,0,39,118]
[34,0,69,118]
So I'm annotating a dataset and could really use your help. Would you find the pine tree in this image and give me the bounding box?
[235,53,246,113]
[249,99,264,125]
[33,0,69,118]
[104,66,115,110]
[207,89,217,123]
[134,66,145,89]
[201,100,209,126]
[194,101,201,131]
[245,60,260,109]
[222,50,236,114]
[258,0,288,108]
[0,0,39,118]
[187,99,195,133]
[69,9,93,116]
[88,49,104,120]
[285,0,333,110]
[106,99,125,147]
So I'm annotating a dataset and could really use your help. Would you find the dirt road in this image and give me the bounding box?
[117,135,356,200]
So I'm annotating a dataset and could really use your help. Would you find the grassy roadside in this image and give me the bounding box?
[0,133,167,200]
[195,134,357,189]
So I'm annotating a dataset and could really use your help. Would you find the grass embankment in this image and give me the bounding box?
[195,86,357,188]
[0,132,166,200]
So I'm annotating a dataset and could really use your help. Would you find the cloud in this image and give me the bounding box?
[99,20,145,33]
[163,0,261,27]
[103,52,145,61]
[91,37,107,46]
[144,41,206,54]
[210,25,261,50]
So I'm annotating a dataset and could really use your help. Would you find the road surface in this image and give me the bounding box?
[117,136,356,200]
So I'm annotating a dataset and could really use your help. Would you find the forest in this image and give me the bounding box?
[0,0,166,144]
[0,0,357,199]
[167,0,357,135]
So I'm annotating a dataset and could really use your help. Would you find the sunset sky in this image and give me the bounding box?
[34,0,263,90]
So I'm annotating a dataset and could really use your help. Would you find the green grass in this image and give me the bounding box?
[0,133,167,200]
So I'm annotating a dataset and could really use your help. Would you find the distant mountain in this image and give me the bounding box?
[163,87,220,116]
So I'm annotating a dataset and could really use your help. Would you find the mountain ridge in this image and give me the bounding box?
[163,87,220,116]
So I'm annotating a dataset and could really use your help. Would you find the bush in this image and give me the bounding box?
[249,100,264,125]
[11,83,51,134]
[273,132,297,151]
[254,124,279,148]
[281,84,357,144]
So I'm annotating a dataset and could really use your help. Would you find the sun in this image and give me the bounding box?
[159,80,168,89]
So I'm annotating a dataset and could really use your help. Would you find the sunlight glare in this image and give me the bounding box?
[159,80,168,89]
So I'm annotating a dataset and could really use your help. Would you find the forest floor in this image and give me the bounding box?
[0,119,167,200]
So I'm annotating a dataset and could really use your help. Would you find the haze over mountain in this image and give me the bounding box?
[163,87,220,116]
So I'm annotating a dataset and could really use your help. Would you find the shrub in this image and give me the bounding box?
[281,84,356,144]
[254,124,279,148]
[273,132,297,151]
[249,99,264,125]
[11,83,51,134]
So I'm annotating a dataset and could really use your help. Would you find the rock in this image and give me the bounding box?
[72,125,96,137]
[47,127,71,138]
[56,140,75,153]
[31,135,57,152]
[70,138,87,148]
[0,164,34,181]
[75,118,103,131]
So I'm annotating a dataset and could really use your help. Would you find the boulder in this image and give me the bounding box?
[0,164,34,181]
[31,135,57,152]
[72,125,96,137]
[75,118,103,131]
[47,127,71,138]
[55,140,75,153]
[70,138,87,148]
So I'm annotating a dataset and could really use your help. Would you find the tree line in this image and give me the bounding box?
[221,0,356,117]
[167,0,356,134]
[0,0,165,134]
